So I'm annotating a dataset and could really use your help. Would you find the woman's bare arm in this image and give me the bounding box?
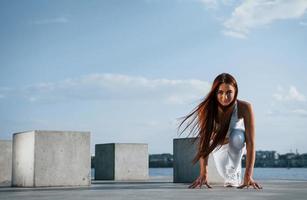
[189,155,212,188]
[243,102,255,178]
[239,102,262,189]
[199,156,209,176]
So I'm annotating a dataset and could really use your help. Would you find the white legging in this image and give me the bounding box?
[213,129,245,186]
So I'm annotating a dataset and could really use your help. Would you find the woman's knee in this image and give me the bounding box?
[229,129,245,151]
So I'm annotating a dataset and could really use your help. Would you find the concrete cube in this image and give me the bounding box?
[0,140,12,186]
[95,143,148,180]
[173,138,223,183]
[12,130,91,187]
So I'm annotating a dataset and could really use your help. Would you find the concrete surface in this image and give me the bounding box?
[95,143,148,180]
[173,138,223,183]
[12,131,35,187]
[95,144,114,180]
[0,140,12,186]
[0,179,307,200]
[12,130,91,187]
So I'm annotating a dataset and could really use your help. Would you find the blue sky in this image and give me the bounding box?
[1,0,307,154]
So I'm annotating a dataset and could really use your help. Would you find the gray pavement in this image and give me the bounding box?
[1,178,307,200]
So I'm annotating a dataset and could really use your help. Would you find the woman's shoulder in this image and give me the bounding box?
[237,99,253,116]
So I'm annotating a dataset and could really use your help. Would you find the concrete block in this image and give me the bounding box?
[95,143,148,180]
[173,138,223,183]
[0,140,12,186]
[12,130,91,187]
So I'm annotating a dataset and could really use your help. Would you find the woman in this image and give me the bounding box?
[178,73,262,189]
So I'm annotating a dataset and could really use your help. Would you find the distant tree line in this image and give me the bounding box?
[242,151,307,168]
[149,153,173,168]
[91,151,307,168]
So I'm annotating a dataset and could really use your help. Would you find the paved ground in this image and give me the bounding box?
[1,178,307,200]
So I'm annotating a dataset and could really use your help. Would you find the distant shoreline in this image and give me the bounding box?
[91,152,307,168]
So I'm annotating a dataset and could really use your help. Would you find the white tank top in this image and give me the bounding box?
[226,101,245,138]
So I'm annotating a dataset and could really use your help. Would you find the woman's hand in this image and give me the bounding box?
[189,174,212,189]
[237,175,262,190]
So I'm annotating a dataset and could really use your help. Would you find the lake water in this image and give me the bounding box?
[92,168,307,181]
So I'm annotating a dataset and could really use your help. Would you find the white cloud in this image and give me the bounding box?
[223,0,307,38]
[292,109,307,117]
[266,108,307,118]
[30,17,69,25]
[288,86,306,102]
[222,30,247,39]
[273,85,306,102]
[268,85,307,118]
[199,0,236,9]
[2,73,211,105]
[199,0,219,9]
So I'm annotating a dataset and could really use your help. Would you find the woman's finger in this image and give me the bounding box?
[190,182,198,189]
[198,179,204,188]
[189,181,198,188]
[252,183,258,190]
[189,179,202,189]
[255,182,263,189]
[205,182,212,189]
[238,181,262,190]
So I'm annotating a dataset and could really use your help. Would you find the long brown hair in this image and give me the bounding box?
[178,73,238,164]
